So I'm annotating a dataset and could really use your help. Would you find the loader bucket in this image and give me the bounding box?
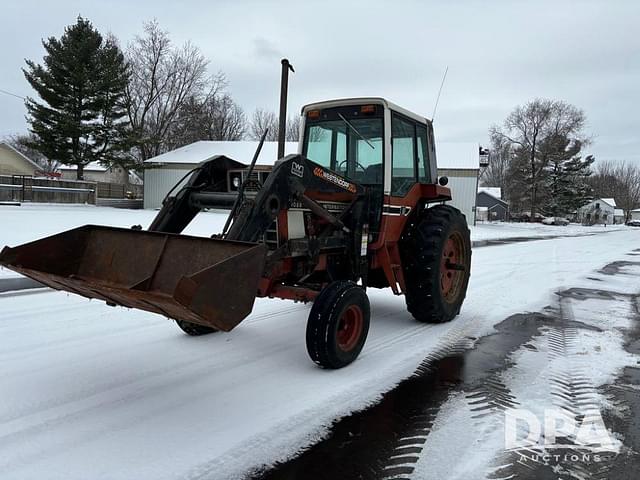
[0,225,266,331]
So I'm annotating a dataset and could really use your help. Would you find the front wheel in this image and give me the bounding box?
[306,281,370,369]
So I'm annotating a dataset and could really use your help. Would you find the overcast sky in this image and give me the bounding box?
[1,0,638,162]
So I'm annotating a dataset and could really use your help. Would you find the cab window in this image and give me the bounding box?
[391,115,417,196]
[416,124,430,183]
[304,116,383,185]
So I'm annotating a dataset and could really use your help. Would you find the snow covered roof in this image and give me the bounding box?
[601,198,616,208]
[435,142,479,170]
[58,161,109,172]
[144,141,299,166]
[478,187,502,199]
[145,140,480,170]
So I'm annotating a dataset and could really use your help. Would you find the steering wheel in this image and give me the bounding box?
[338,159,366,172]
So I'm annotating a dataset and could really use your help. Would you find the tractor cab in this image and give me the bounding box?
[300,98,438,197]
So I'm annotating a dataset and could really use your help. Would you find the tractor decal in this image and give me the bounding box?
[313,167,357,193]
[291,161,304,178]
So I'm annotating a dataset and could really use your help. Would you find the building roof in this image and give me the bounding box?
[478,186,502,199]
[58,161,109,172]
[601,198,617,207]
[0,141,42,171]
[144,141,299,166]
[436,142,479,170]
[144,140,480,170]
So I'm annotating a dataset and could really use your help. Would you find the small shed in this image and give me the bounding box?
[476,187,509,221]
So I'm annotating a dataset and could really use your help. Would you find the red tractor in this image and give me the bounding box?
[0,97,471,369]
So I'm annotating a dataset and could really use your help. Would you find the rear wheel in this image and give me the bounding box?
[175,320,218,336]
[400,205,471,323]
[306,281,370,369]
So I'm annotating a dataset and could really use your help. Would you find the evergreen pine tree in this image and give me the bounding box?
[542,135,594,216]
[23,17,129,179]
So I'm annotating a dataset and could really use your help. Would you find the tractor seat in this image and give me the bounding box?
[356,164,383,185]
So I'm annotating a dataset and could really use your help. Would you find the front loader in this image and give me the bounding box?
[0,98,471,369]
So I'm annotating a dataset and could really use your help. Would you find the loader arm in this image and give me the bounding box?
[148,160,229,234]
[147,154,366,245]
[226,155,366,242]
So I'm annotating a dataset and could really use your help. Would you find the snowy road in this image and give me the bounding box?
[0,206,638,479]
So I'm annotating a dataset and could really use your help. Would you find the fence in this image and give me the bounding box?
[0,175,143,206]
[0,175,95,204]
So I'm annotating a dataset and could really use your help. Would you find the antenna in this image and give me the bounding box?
[431,66,448,122]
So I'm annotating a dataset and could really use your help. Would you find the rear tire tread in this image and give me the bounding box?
[400,205,471,323]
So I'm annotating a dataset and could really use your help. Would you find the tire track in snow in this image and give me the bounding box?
[485,287,635,480]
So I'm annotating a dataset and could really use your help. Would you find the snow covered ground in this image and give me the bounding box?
[0,204,639,479]
[470,220,625,242]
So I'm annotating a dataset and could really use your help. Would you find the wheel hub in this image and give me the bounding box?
[337,305,364,351]
[440,232,465,301]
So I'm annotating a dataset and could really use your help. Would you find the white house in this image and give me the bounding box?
[576,198,617,225]
[631,209,640,221]
[0,142,41,176]
[143,140,480,225]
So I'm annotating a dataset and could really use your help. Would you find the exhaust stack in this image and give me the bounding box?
[277,58,294,159]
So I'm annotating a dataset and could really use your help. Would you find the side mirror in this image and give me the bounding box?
[438,176,449,186]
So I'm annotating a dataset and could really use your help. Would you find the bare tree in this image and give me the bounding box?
[286,115,301,141]
[249,109,300,142]
[249,109,279,140]
[207,94,246,141]
[167,82,247,148]
[616,163,640,221]
[491,99,588,218]
[480,131,512,196]
[125,20,209,163]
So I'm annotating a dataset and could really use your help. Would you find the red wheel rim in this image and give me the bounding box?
[336,305,364,351]
[440,232,466,302]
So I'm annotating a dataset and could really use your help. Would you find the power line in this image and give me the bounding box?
[0,88,25,100]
